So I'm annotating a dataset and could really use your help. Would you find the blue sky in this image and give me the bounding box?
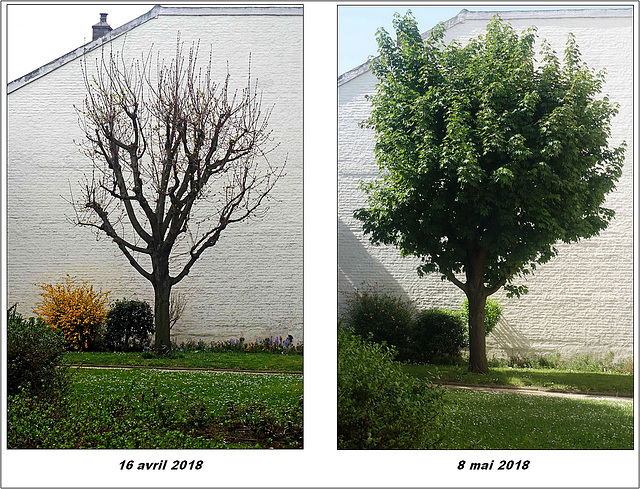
[338,4,631,74]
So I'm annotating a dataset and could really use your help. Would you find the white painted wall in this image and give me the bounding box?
[338,9,633,361]
[8,8,303,343]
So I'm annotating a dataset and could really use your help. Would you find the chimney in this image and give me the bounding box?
[92,13,112,41]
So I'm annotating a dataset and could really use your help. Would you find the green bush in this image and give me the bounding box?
[459,297,503,336]
[337,326,446,449]
[7,305,69,399]
[407,308,467,365]
[105,299,155,351]
[342,286,414,356]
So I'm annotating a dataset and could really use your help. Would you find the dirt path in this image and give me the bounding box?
[439,382,633,402]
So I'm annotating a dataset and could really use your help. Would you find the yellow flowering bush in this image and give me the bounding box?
[34,275,110,350]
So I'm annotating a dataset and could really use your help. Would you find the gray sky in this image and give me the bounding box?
[338,4,632,75]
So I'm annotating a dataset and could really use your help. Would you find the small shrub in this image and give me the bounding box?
[7,305,69,398]
[407,308,467,365]
[34,275,110,350]
[337,327,446,449]
[105,299,155,351]
[342,285,414,354]
[459,296,503,336]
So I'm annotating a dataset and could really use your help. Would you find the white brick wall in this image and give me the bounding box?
[338,9,633,361]
[8,8,303,343]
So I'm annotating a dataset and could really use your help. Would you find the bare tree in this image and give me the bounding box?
[72,40,284,349]
[169,290,187,331]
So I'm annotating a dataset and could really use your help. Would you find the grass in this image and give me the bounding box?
[403,364,633,396]
[439,389,633,449]
[64,351,303,372]
[70,367,302,414]
[8,367,303,449]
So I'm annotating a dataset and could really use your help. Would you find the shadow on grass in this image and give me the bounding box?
[403,364,633,396]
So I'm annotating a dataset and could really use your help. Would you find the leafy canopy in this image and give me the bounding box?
[355,12,625,297]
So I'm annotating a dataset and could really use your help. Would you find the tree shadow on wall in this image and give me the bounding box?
[489,315,534,359]
[338,217,409,315]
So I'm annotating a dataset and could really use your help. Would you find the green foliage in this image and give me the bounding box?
[337,327,446,449]
[356,11,626,298]
[356,12,625,372]
[217,398,303,448]
[8,370,303,449]
[7,388,216,449]
[342,286,415,355]
[105,299,155,351]
[459,297,503,336]
[408,309,467,364]
[7,305,69,399]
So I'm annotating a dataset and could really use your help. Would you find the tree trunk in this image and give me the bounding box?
[467,290,488,374]
[154,281,172,350]
[152,254,172,350]
[465,250,490,374]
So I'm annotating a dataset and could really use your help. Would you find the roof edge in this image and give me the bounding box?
[158,6,302,16]
[338,7,633,86]
[8,5,160,93]
[8,5,303,93]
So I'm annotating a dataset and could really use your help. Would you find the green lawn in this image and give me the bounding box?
[64,351,302,372]
[70,367,302,414]
[439,389,633,449]
[403,364,633,396]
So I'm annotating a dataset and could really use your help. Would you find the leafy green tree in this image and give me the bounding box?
[355,12,625,373]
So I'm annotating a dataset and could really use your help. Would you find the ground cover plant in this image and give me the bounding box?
[439,389,632,449]
[8,368,302,449]
[403,364,633,396]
